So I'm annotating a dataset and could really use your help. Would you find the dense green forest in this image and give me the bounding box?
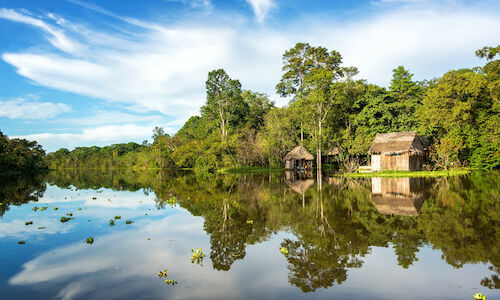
[0,130,46,172]
[41,44,499,171]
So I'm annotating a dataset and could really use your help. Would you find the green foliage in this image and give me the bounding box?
[0,131,46,171]
[44,45,500,171]
[191,248,204,264]
[86,237,94,244]
[60,216,73,223]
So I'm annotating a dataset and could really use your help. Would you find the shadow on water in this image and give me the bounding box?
[1,169,498,295]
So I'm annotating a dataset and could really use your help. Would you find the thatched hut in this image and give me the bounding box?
[284,145,314,170]
[371,177,425,216]
[368,131,425,171]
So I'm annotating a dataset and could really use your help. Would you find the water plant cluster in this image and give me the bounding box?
[191,248,204,265]
[166,196,177,207]
[158,269,178,286]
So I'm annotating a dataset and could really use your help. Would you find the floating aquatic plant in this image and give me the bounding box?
[66,213,73,216]
[114,216,121,220]
[53,207,58,211]
[280,247,289,255]
[77,208,82,211]
[18,241,26,244]
[92,197,97,200]
[158,269,178,286]
[25,221,33,225]
[191,248,204,264]
[32,206,39,211]
[165,279,178,285]
[166,196,177,207]
[109,219,115,226]
[60,216,73,223]
[158,269,168,278]
[38,227,46,229]
[86,237,94,244]
[246,220,253,224]
[40,207,48,211]
[125,220,134,224]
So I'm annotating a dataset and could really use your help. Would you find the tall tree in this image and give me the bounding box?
[202,69,248,141]
[277,43,346,170]
[388,66,423,131]
[276,42,343,101]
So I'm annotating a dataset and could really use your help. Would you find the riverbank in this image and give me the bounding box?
[218,166,284,174]
[343,169,471,178]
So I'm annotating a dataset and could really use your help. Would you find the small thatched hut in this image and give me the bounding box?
[368,131,425,171]
[284,145,314,170]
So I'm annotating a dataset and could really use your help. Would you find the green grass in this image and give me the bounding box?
[343,169,471,178]
[218,166,284,174]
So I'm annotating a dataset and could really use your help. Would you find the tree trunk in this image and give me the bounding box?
[317,118,322,171]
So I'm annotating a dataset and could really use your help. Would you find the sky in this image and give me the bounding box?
[0,0,499,152]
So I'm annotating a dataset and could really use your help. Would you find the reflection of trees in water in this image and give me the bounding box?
[39,169,500,290]
[0,173,46,217]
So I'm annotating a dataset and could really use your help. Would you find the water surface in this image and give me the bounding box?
[0,170,498,299]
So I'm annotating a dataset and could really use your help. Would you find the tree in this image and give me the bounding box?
[301,69,338,171]
[241,90,274,131]
[201,69,249,141]
[476,45,500,60]
[152,126,165,141]
[276,42,343,101]
[388,66,423,131]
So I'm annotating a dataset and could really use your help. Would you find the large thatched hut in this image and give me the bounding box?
[368,131,425,171]
[284,145,314,170]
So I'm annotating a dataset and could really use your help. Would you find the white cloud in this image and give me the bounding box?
[166,0,213,10]
[0,97,71,119]
[53,111,164,127]
[245,0,274,23]
[0,8,83,54]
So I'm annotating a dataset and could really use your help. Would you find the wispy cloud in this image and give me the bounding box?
[0,8,83,54]
[0,96,71,119]
[245,0,274,23]
[165,0,213,10]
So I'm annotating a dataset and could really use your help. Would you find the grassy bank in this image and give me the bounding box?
[343,169,471,178]
[218,166,284,174]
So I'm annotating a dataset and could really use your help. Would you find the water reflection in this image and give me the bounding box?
[0,173,46,218]
[371,177,427,216]
[0,170,498,299]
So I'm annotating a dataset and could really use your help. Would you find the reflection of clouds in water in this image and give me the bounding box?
[0,218,73,238]
[9,212,242,299]
[42,185,157,209]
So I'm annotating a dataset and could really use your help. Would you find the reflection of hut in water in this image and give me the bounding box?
[371,177,425,216]
[285,171,314,205]
[368,131,425,171]
[284,146,314,170]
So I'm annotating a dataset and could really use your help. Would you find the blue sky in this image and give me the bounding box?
[0,0,499,152]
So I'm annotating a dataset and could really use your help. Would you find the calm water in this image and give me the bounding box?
[0,170,498,300]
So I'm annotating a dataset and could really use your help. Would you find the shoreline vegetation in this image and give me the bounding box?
[342,169,472,178]
[2,44,499,174]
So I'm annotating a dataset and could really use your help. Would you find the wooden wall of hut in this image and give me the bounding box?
[379,153,423,171]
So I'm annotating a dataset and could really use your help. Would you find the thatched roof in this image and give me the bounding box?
[284,145,314,161]
[368,131,424,155]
